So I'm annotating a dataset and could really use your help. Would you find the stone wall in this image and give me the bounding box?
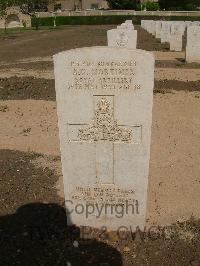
[0,7,31,29]
[48,0,109,11]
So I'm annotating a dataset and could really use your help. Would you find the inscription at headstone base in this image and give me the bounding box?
[54,47,154,231]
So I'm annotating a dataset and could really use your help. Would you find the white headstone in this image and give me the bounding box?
[125,20,133,25]
[185,21,192,27]
[143,20,149,31]
[141,20,145,28]
[170,24,183,51]
[186,26,200,63]
[170,34,182,51]
[161,21,171,43]
[142,20,147,30]
[174,22,185,35]
[54,47,154,231]
[146,20,153,34]
[170,23,183,34]
[156,21,162,39]
[107,28,137,49]
[148,21,156,35]
[118,21,134,31]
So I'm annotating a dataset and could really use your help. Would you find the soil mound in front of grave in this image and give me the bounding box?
[0,76,55,101]
[0,76,199,101]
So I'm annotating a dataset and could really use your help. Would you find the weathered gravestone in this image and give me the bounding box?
[192,21,200,27]
[125,20,133,24]
[107,28,137,49]
[54,47,154,231]
[170,34,182,52]
[117,21,134,31]
[170,22,185,35]
[185,21,193,27]
[170,24,183,52]
[141,20,147,30]
[156,21,162,39]
[161,22,171,43]
[148,21,156,36]
[145,20,153,34]
[186,26,200,63]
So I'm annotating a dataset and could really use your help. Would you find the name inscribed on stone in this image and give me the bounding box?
[67,60,141,90]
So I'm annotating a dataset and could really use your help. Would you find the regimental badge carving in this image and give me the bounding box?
[116,32,128,47]
[78,97,132,142]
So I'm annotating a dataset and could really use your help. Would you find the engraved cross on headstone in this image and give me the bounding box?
[68,96,142,184]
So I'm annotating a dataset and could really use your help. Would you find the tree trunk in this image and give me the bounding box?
[4,19,7,33]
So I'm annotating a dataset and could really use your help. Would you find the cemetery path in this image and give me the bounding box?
[0,25,179,63]
[155,68,200,81]
[153,50,185,61]
[0,25,111,62]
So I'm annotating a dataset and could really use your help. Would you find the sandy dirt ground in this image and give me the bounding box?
[0,25,200,266]
[0,25,200,224]
[155,68,200,81]
[1,90,200,227]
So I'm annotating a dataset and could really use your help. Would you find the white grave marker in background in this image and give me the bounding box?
[107,28,137,49]
[186,26,200,63]
[170,24,183,51]
[161,21,171,43]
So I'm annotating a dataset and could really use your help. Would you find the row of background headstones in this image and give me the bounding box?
[141,20,200,63]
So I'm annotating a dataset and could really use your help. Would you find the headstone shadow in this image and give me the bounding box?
[0,203,122,266]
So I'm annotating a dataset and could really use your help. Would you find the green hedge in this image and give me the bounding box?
[31,15,200,27]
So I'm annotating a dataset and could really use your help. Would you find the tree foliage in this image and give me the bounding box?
[0,0,52,32]
[0,0,21,32]
[108,0,199,11]
[0,0,51,15]
[146,2,160,11]
[159,0,200,11]
[107,0,139,10]
[0,0,17,17]
[19,0,50,13]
